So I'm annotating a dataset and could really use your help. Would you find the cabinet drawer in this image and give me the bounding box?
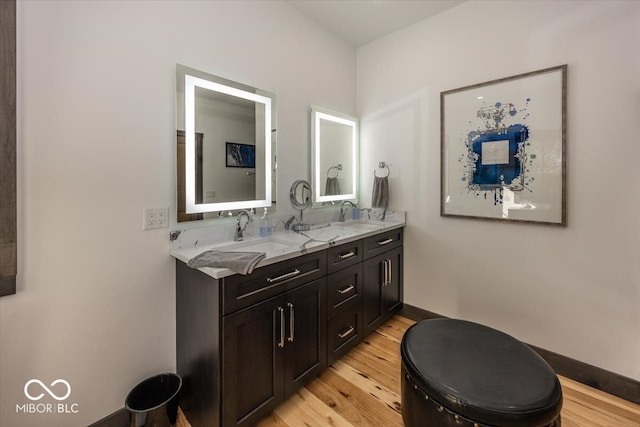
[222,251,327,315]
[327,306,362,365]
[326,264,362,318]
[327,240,363,274]
[363,228,403,259]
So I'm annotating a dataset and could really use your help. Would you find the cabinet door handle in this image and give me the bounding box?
[382,259,392,286]
[382,259,388,286]
[387,259,393,285]
[287,303,295,343]
[277,307,285,348]
[267,269,301,283]
[338,326,355,339]
[377,238,394,246]
[338,251,355,260]
[338,284,355,295]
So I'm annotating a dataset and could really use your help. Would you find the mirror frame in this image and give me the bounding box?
[310,105,359,207]
[177,64,275,216]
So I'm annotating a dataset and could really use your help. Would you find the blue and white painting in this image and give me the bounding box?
[441,66,566,224]
[459,100,531,204]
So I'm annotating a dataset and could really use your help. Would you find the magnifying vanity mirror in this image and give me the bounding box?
[176,64,277,222]
[289,180,312,211]
[310,106,358,207]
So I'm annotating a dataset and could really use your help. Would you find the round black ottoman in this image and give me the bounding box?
[401,319,562,427]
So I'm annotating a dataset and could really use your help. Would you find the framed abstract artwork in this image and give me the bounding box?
[440,65,567,226]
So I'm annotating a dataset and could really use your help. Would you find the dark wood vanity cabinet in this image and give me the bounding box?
[221,278,326,426]
[363,246,403,337]
[324,239,364,364]
[176,228,402,427]
[326,262,364,364]
[176,251,326,427]
[362,229,403,337]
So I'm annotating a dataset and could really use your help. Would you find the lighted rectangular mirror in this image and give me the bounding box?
[176,64,276,222]
[310,106,359,207]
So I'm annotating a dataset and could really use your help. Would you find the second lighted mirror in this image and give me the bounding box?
[310,106,359,207]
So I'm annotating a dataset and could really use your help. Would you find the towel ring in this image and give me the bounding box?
[374,162,390,178]
[327,164,343,178]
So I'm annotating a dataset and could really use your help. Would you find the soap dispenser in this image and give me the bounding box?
[259,208,272,237]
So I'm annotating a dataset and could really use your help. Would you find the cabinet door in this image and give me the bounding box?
[283,279,326,396]
[382,247,403,317]
[363,247,403,337]
[222,295,286,427]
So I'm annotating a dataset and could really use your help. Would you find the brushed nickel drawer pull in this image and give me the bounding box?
[338,251,355,260]
[267,269,301,283]
[277,307,285,348]
[338,284,355,295]
[377,238,393,246]
[338,326,355,339]
[287,303,295,343]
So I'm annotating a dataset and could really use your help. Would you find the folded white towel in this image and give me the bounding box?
[187,250,266,275]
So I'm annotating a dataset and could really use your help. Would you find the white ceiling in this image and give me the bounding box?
[288,0,466,47]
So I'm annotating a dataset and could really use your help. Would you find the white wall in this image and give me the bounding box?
[358,0,640,380]
[0,1,355,426]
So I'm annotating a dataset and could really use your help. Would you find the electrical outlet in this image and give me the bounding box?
[156,207,168,228]
[143,208,156,230]
[143,207,169,230]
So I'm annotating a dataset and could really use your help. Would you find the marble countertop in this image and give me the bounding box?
[169,211,405,279]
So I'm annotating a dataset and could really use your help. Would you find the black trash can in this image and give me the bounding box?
[125,373,182,427]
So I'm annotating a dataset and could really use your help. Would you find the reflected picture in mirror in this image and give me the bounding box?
[176,64,277,222]
[310,106,358,207]
[225,142,256,168]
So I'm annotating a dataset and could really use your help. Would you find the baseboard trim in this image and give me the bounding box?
[87,407,128,427]
[399,304,640,405]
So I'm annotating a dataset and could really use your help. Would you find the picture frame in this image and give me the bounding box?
[440,65,567,226]
[225,142,256,168]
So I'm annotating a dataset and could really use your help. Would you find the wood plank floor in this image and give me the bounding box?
[177,316,640,427]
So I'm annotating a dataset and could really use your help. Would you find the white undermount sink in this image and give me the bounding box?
[297,225,342,241]
[211,235,304,256]
[334,221,386,232]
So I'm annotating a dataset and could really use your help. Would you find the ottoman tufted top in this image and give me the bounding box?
[401,318,563,426]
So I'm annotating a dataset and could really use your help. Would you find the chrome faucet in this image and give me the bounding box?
[339,201,357,222]
[284,215,297,230]
[234,210,253,241]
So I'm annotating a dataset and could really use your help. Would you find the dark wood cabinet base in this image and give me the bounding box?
[176,228,404,426]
